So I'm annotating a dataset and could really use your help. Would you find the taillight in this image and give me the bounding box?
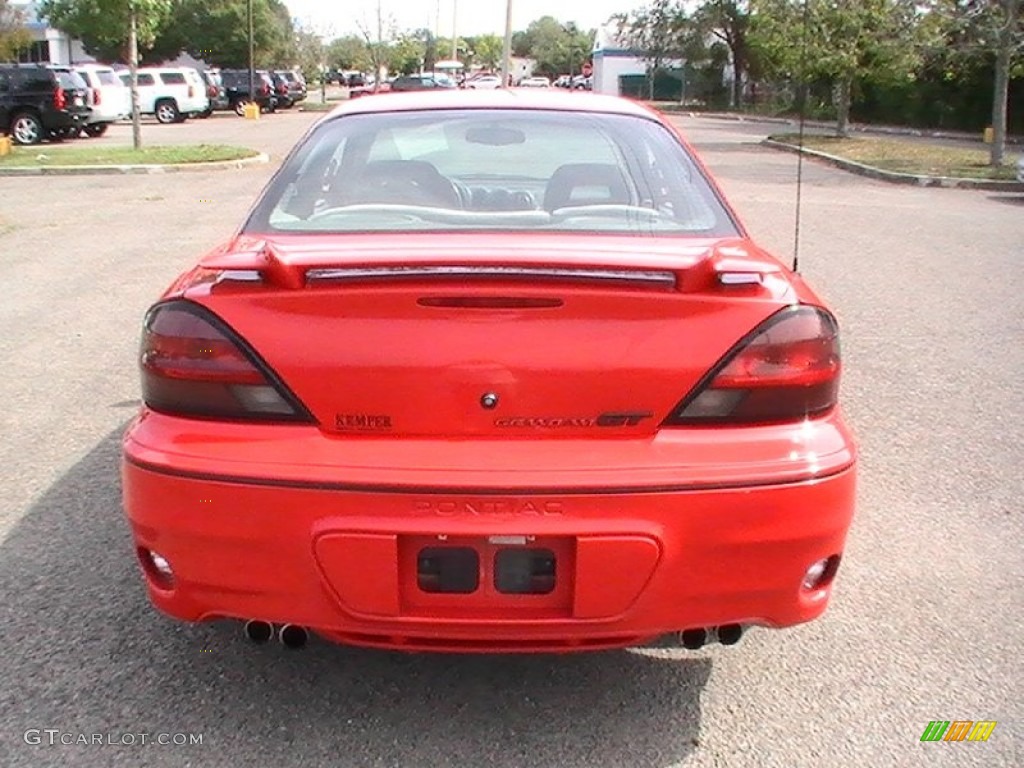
[278,83,288,94]
[207,84,217,97]
[54,87,66,109]
[261,83,270,96]
[140,301,311,422]
[92,88,101,105]
[663,306,841,425]
[188,85,195,97]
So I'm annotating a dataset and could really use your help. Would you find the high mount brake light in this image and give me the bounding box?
[664,306,841,426]
[140,301,311,422]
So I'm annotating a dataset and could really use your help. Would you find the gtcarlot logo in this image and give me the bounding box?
[24,729,203,746]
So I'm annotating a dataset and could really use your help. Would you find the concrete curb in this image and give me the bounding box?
[0,151,269,177]
[761,139,1024,192]
[664,108,1024,145]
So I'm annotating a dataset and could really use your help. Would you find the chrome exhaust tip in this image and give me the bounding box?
[243,619,274,644]
[279,624,308,649]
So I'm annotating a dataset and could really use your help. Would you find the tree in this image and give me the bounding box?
[517,16,593,77]
[326,35,373,72]
[1,0,32,59]
[472,33,503,70]
[937,0,1023,164]
[751,0,927,136]
[41,0,170,62]
[693,1,753,107]
[616,0,689,99]
[159,0,297,68]
[294,27,325,83]
[355,2,395,85]
[41,0,172,149]
[387,33,425,74]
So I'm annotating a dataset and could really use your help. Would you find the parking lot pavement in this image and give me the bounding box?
[0,113,1021,768]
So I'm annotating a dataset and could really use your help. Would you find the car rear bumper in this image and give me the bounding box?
[49,109,90,130]
[122,411,857,653]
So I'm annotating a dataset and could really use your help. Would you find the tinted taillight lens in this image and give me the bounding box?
[140,302,311,422]
[208,84,217,97]
[664,306,841,425]
[92,88,101,105]
[54,87,66,109]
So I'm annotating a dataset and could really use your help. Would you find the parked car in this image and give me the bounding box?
[553,75,572,88]
[0,63,91,144]
[520,76,551,88]
[122,90,858,654]
[219,69,276,115]
[280,70,307,103]
[467,74,502,90]
[390,73,457,92]
[268,71,295,109]
[118,67,209,123]
[571,75,593,90]
[348,82,390,99]
[198,69,229,116]
[74,63,130,136]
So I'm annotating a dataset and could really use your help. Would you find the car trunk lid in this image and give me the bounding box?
[183,233,792,438]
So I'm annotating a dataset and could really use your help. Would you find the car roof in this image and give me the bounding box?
[324,89,660,121]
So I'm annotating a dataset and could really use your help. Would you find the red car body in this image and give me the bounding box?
[122,90,857,653]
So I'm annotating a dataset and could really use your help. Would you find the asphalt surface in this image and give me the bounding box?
[0,109,1021,768]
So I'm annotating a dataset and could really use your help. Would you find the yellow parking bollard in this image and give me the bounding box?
[243,102,260,120]
[983,126,994,144]
[0,136,11,156]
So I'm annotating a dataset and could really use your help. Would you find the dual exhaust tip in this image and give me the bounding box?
[244,620,742,651]
[679,624,744,650]
[244,619,307,649]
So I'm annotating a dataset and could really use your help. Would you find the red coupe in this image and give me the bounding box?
[123,90,857,653]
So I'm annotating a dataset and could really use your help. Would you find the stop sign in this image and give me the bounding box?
[582,63,593,77]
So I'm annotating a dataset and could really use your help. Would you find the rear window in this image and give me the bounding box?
[97,70,120,86]
[56,70,87,90]
[160,72,186,85]
[246,108,738,237]
[137,74,155,86]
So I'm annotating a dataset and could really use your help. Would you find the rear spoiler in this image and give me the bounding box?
[199,240,784,292]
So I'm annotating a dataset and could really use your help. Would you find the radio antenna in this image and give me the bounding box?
[792,0,810,273]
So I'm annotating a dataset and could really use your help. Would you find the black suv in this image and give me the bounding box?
[0,63,91,144]
[219,69,276,116]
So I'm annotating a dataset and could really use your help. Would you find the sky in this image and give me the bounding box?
[284,0,641,39]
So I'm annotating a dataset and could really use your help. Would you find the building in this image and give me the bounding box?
[590,23,648,97]
[10,0,94,64]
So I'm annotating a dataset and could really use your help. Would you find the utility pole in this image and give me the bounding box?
[128,3,142,149]
[501,0,512,88]
[248,0,255,107]
[451,0,458,60]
